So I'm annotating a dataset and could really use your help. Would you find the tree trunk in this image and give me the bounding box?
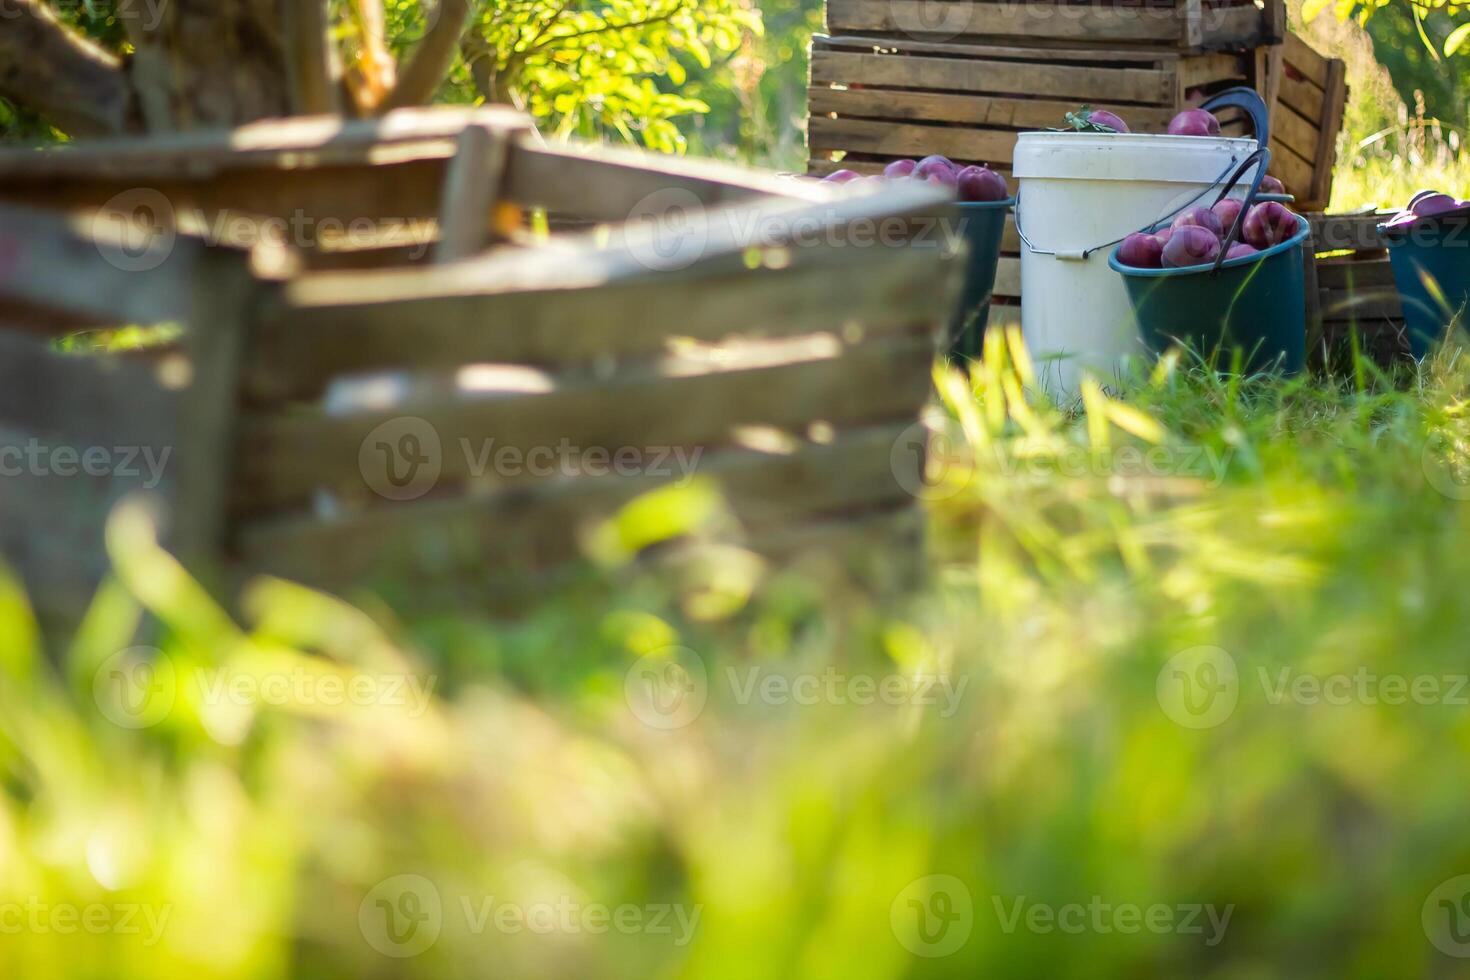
[0,1,135,136]
[126,0,293,132]
[0,0,470,137]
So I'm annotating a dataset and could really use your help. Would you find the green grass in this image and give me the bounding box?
[6,340,1470,978]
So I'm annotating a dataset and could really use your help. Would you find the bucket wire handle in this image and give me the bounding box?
[1014,155,1243,260]
[1209,146,1272,276]
[1200,87,1271,147]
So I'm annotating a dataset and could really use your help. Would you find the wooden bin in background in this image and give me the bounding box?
[1268,32,1348,213]
[1304,211,1410,366]
[0,109,963,628]
[824,0,1285,53]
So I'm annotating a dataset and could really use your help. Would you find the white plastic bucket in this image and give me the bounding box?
[1013,132,1260,397]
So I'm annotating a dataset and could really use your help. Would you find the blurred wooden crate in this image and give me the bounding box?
[1268,32,1347,212]
[825,0,1285,53]
[0,110,962,627]
[1305,212,1410,366]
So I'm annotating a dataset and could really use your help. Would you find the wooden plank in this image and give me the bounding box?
[236,422,922,584]
[809,49,1174,105]
[1311,59,1348,208]
[1269,139,1317,201]
[1277,72,1324,124]
[1271,99,1321,162]
[0,331,180,455]
[995,256,1021,298]
[1320,288,1404,321]
[434,123,508,263]
[0,203,206,326]
[1179,52,1247,90]
[236,332,939,514]
[988,303,1023,330]
[826,0,1187,46]
[502,140,825,223]
[1284,31,1328,88]
[246,244,954,402]
[816,34,1180,66]
[809,117,1021,166]
[1317,259,1395,290]
[1310,213,1390,251]
[0,107,530,180]
[809,87,1177,133]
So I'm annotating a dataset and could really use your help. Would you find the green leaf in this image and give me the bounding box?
[1445,21,1470,55]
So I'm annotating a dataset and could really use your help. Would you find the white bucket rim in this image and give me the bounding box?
[1014,132,1260,183]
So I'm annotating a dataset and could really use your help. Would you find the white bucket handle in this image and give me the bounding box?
[1014,155,1244,261]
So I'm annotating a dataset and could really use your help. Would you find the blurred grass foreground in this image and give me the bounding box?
[9,335,1470,978]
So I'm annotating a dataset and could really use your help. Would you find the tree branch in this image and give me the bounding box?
[283,0,342,115]
[381,0,474,112]
[0,0,136,136]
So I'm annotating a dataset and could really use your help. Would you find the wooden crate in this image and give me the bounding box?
[826,0,1285,53]
[0,110,963,627]
[1305,211,1411,366]
[1267,32,1347,212]
[809,36,1274,323]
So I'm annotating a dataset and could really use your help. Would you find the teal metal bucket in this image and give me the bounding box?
[1108,213,1310,375]
[949,198,1014,361]
[1380,213,1470,358]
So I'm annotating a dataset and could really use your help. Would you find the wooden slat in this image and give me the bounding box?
[1179,52,1247,89]
[809,49,1174,105]
[236,332,939,514]
[994,256,1021,299]
[816,34,1180,66]
[1311,58,1348,207]
[1271,101,1321,162]
[1310,213,1390,251]
[0,107,529,180]
[0,204,206,326]
[502,140,824,224]
[1277,71,1324,125]
[434,123,508,263]
[826,0,1188,45]
[808,87,1177,133]
[0,332,180,448]
[247,243,954,402]
[237,422,921,584]
[1269,140,1317,201]
[1320,288,1403,321]
[1284,31,1328,88]
[1317,259,1395,290]
[809,117,1021,166]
